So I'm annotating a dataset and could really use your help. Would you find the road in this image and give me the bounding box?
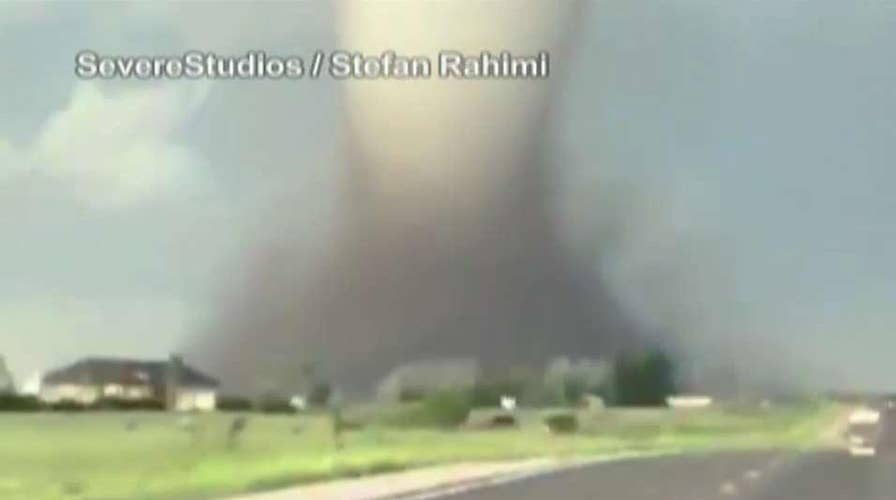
[441,405,896,500]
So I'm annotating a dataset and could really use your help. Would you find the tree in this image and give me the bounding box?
[610,349,677,406]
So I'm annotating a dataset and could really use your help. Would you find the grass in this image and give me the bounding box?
[0,401,843,500]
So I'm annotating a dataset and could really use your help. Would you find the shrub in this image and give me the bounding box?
[217,396,253,412]
[378,390,472,429]
[258,397,295,414]
[420,390,472,428]
[94,397,164,411]
[0,394,42,412]
[544,412,578,434]
[47,399,88,412]
[488,413,518,428]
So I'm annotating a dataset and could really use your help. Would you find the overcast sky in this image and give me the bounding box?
[2,1,895,391]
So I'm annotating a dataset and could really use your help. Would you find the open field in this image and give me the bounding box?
[0,402,843,500]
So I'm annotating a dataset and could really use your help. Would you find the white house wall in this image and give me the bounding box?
[174,389,217,412]
[40,384,100,404]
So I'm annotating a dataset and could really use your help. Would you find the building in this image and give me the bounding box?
[40,355,219,411]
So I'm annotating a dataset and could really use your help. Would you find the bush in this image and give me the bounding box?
[47,399,88,412]
[544,412,578,434]
[94,397,164,411]
[423,390,472,427]
[217,396,253,412]
[257,397,295,414]
[488,413,518,429]
[378,391,472,429]
[0,394,42,412]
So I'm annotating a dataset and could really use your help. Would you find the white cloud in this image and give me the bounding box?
[25,81,211,208]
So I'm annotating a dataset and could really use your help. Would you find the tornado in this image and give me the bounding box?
[194,1,645,394]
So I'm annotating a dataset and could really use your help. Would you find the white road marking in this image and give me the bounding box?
[848,435,865,446]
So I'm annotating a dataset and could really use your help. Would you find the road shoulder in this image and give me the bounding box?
[223,452,663,500]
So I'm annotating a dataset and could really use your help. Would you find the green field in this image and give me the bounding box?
[0,402,843,500]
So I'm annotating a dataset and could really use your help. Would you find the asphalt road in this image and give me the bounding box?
[445,406,896,500]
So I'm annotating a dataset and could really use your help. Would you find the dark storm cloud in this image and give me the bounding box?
[5,0,896,395]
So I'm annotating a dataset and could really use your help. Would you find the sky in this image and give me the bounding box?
[1,1,895,392]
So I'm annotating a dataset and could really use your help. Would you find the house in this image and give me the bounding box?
[40,354,219,411]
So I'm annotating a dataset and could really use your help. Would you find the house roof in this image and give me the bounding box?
[42,357,219,389]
